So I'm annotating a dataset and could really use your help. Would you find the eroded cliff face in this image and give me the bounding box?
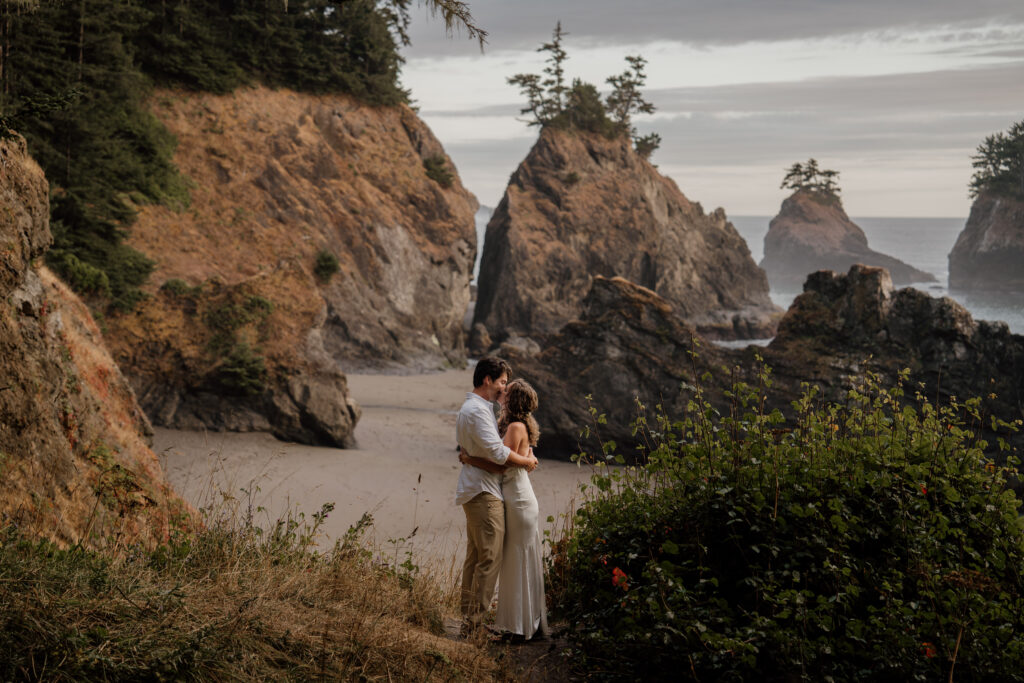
[948,192,1024,294]
[0,137,191,548]
[761,190,935,290]
[510,267,1023,460]
[473,127,780,343]
[104,87,478,445]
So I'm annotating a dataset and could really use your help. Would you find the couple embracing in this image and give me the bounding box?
[455,356,549,641]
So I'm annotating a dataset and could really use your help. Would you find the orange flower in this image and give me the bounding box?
[922,642,937,658]
[612,567,629,591]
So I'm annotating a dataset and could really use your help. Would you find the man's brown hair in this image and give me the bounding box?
[473,356,511,388]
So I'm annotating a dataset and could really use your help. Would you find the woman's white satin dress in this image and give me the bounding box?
[494,465,549,639]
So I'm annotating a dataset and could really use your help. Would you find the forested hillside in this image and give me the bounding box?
[0,0,412,310]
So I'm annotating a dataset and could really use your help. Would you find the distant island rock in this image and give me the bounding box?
[509,267,1022,461]
[103,87,478,446]
[473,126,780,344]
[948,192,1024,294]
[0,136,191,547]
[761,189,935,290]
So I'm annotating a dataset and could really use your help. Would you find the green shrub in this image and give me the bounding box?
[47,251,111,298]
[313,249,340,281]
[211,343,267,397]
[159,278,202,298]
[423,155,454,188]
[552,369,1024,681]
[204,295,274,353]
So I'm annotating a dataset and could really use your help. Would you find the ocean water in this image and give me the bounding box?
[731,215,1024,335]
[472,207,1024,335]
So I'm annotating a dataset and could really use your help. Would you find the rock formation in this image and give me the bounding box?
[0,136,192,548]
[509,267,1023,461]
[103,87,478,445]
[761,190,935,290]
[948,192,1024,293]
[473,127,780,344]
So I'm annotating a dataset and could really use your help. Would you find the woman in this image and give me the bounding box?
[462,379,549,640]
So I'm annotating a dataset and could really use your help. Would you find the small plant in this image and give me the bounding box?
[159,278,202,298]
[423,155,454,188]
[313,249,340,282]
[563,171,580,185]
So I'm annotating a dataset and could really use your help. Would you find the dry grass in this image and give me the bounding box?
[0,480,513,681]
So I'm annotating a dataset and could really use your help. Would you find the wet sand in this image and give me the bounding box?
[155,368,594,571]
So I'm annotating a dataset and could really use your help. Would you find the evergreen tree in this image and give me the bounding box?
[508,21,569,126]
[970,119,1024,200]
[781,158,842,198]
[605,55,657,156]
[508,22,659,152]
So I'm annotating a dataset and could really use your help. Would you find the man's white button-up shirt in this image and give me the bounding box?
[455,392,511,505]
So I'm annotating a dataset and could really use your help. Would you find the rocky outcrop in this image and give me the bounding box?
[104,87,478,444]
[505,276,730,457]
[762,190,935,290]
[0,136,192,548]
[473,127,779,343]
[510,267,1023,460]
[948,192,1024,293]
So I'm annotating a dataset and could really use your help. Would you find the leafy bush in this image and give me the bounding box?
[46,251,111,298]
[159,278,202,298]
[552,368,1024,681]
[314,249,340,281]
[211,342,267,397]
[423,155,454,188]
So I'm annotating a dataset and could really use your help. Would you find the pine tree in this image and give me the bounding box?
[508,21,569,126]
[605,55,657,156]
[781,158,842,199]
[970,120,1024,200]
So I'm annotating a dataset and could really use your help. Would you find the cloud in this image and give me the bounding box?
[406,1,1024,216]
[405,0,1024,56]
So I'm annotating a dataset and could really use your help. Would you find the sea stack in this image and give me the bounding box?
[474,126,779,343]
[761,189,935,290]
[948,192,1024,294]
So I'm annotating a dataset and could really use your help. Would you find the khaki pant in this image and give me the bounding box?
[460,492,505,627]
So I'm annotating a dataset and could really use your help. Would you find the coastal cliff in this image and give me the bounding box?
[0,136,191,547]
[511,267,1023,460]
[103,87,478,445]
[762,190,935,289]
[474,126,779,343]
[948,192,1024,294]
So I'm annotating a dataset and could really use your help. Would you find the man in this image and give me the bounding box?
[455,356,538,633]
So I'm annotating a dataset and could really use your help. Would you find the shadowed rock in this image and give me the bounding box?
[949,192,1024,294]
[510,267,1023,461]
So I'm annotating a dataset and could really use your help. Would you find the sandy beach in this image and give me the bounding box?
[155,368,595,572]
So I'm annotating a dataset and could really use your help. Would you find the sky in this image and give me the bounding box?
[399,0,1024,217]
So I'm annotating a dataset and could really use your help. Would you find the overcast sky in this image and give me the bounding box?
[400,0,1024,217]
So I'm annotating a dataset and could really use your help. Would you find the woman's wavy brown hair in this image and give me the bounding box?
[498,379,540,446]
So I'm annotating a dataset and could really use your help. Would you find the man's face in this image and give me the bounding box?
[487,372,509,403]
